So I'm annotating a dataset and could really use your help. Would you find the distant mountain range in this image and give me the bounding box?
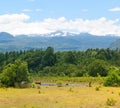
[0,31,120,52]
[110,39,120,50]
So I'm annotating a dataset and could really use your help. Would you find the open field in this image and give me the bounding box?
[0,86,120,108]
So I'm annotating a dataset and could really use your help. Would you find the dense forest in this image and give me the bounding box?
[0,47,120,77]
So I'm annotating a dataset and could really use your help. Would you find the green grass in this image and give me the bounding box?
[32,76,105,84]
[0,86,120,108]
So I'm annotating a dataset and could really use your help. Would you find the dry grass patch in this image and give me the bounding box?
[0,86,120,108]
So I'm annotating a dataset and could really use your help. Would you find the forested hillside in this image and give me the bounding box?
[0,47,120,77]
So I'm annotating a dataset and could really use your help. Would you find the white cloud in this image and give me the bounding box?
[22,9,32,12]
[0,13,120,36]
[109,7,120,12]
[0,13,29,24]
[22,9,43,13]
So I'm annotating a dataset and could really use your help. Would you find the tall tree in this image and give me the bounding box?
[64,51,76,64]
[42,47,56,67]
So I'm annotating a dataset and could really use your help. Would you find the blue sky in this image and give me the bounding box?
[0,0,120,36]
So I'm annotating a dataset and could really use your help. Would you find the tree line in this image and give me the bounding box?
[0,47,120,77]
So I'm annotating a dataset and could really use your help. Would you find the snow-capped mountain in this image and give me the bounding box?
[0,31,120,52]
[29,31,78,37]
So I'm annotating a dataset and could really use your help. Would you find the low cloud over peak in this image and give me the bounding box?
[0,13,120,36]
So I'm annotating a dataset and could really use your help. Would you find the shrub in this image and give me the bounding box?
[37,85,41,89]
[95,86,101,91]
[56,80,63,87]
[106,97,116,106]
[31,83,36,88]
[104,71,120,86]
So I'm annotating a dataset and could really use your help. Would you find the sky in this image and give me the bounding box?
[0,0,120,36]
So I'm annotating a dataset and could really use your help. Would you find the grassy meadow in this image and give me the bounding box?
[0,85,120,108]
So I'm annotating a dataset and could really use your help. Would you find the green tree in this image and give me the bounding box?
[0,64,16,86]
[65,64,79,77]
[0,60,30,87]
[87,59,109,77]
[42,47,56,67]
[14,60,30,83]
[64,51,76,64]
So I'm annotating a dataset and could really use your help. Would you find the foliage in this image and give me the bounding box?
[104,69,120,86]
[0,60,30,87]
[87,59,109,77]
[42,47,56,67]
[64,51,76,64]
[0,47,120,80]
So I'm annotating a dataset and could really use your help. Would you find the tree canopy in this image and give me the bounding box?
[0,47,120,78]
[0,60,30,87]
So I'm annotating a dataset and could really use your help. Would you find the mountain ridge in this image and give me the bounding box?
[110,39,120,50]
[0,31,120,52]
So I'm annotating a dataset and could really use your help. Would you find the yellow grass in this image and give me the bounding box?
[0,86,120,108]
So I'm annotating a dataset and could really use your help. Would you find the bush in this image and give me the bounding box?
[106,97,116,106]
[95,86,101,91]
[104,71,120,86]
[56,80,63,87]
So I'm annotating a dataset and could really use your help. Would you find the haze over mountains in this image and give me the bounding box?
[0,31,120,52]
[110,39,120,50]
